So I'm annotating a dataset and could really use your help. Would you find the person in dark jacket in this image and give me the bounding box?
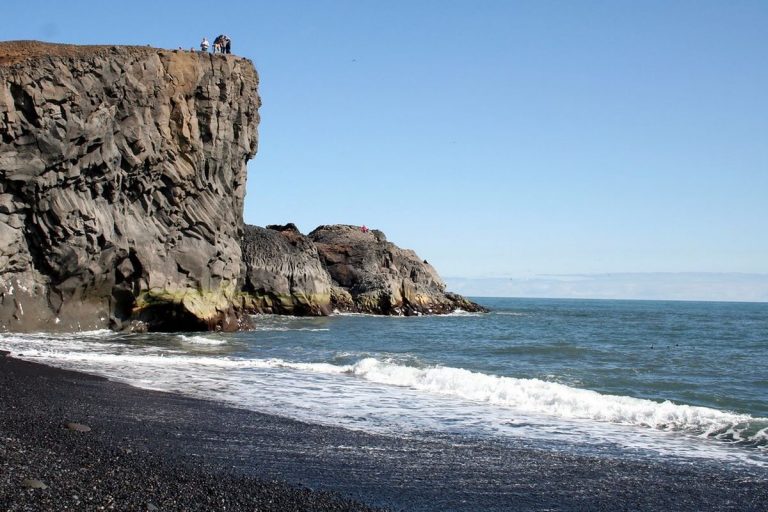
[213,35,224,54]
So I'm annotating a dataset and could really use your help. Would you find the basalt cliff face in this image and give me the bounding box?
[1,41,481,333]
[0,42,259,332]
[241,224,486,316]
[240,224,334,316]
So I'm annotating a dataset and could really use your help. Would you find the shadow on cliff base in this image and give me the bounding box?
[133,304,208,332]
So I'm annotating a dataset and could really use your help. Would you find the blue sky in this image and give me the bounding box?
[4,1,767,299]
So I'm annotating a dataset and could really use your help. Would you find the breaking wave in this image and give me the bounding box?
[1,333,765,451]
[339,358,768,447]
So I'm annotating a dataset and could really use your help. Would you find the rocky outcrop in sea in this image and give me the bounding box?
[241,224,486,316]
[0,41,482,332]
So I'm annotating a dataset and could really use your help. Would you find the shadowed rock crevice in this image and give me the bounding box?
[9,82,39,128]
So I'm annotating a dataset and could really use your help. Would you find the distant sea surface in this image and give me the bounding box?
[2,298,766,469]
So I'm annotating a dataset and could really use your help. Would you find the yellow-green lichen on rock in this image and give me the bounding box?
[132,283,242,331]
[241,290,332,316]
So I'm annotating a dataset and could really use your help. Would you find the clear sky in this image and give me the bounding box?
[4,1,767,298]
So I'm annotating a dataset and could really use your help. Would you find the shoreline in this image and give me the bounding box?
[1,351,766,511]
[0,351,383,511]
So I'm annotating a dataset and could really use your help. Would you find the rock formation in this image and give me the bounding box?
[0,41,481,333]
[0,41,259,332]
[240,224,333,315]
[309,225,484,315]
[241,224,486,316]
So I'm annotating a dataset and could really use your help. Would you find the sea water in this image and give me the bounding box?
[1,298,766,468]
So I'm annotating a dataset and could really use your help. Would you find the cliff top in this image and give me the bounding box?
[0,41,151,66]
[0,40,244,67]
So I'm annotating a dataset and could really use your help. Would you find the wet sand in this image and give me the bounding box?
[1,350,766,511]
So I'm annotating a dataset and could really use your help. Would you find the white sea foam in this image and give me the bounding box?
[177,335,228,345]
[342,358,766,442]
[8,329,117,340]
[6,348,268,369]
[1,331,765,465]
[3,332,763,445]
[445,309,484,317]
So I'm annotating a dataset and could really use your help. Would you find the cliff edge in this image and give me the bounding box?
[0,41,260,332]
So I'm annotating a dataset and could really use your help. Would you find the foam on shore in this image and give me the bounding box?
[2,329,765,453]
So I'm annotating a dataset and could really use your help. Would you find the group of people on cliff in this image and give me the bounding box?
[200,35,231,54]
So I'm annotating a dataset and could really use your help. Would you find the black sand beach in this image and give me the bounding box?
[1,351,766,512]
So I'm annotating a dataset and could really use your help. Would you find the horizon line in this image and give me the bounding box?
[445,271,768,280]
[462,295,768,305]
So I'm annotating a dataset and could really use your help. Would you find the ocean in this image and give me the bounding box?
[1,297,766,470]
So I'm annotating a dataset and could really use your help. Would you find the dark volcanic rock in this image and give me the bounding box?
[0,41,475,330]
[240,223,484,316]
[240,224,333,315]
[0,41,260,332]
[309,224,485,315]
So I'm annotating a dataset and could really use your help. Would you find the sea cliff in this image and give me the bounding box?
[0,41,482,332]
[0,41,259,331]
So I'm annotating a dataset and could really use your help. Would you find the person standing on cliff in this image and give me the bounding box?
[213,35,225,54]
[200,37,209,52]
[224,36,232,54]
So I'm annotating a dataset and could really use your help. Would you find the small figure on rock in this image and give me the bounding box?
[200,37,209,52]
[213,35,224,54]
[213,35,231,54]
[361,225,369,233]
